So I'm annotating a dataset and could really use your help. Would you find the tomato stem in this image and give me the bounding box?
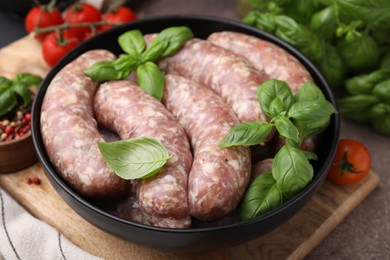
[31,21,119,37]
[332,151,362,175]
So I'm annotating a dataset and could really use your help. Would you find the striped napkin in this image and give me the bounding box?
[0,189,101,260]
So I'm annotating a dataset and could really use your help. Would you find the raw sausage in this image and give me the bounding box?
[147,35,270,123]
[163,74,251,222]
[41,50,128,200]
[93,80,192,223]
[208,31,313,94]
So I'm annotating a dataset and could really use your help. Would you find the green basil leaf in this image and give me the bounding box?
[310,5,338,40]
[372,79,390,104]
[285,0,324,24]
[14,73,42,87]
[156,26,193,57]
[338,94,379,123]
[335,0,390,26]
[372,114,390,135]
[337,32,379,73]
[268,96,285,117]
[98,137,172,180]
[136,61,165,100]
[380,51,390,69]
[242,11,277,32]
[345,68,390,95]
[275,15,325,62]
[369,103,390,119]
[294,81,325,102]
[303,151,318,161]
[237,172,284,221]
[12,83,32,106]
[0,76,11,86]
[257,79,294,118]
[273,116,299,145]
[294,116,330,139]
[272,144,313,198]
[113,55,140,71]
[288,100,337,121]
[0,88,17,116]
[316,43,345,88]
[289,100,336,139]
[142,39,169,62]
[84,60,131,82]
[118,30,145,58]
[219,121,273,148]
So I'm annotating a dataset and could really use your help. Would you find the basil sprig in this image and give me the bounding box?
[0,73,42,117]
[85,26,193,100]
[219,79,337,221]
[98,137,172,180]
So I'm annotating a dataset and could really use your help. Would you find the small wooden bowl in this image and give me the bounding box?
[0,132,38,173]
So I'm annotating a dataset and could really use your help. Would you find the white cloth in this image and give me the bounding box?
[0,189,101,260]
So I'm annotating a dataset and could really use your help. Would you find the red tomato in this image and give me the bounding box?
[101,6,137,31]
[327,139,371,185]
[24,6,64,41]
[42,32,79,67]
[64,3,101,40]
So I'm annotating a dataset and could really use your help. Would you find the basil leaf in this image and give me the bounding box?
[14,73,42,87]
[0,76,11,86]
[294,116,330,139]
[285,0,323,24]
[257,79,294,118]
[335,0,390,26]
[84,60,131,82]
[157,26,193,57]
[289,100,336,138]
[338,94,379,123]
[372,114,390,135]
[137,61,165,100]
[237,172,284,221]
[337,32,379,73]
[113,55,140,71]
[118,30,145,58]
[272,144,313,198]
[303,151,318,161]
[288,100,337,121]
[372,79,390,104]
[142,39,169,62]
[310,5,338,40]
[12,83,32,106]
[345,68,390,95]
[316,43,345,88]
[219,121,273,148]
[273,116,299,145]
[268,96,285,117]
[98,137,171,180]
[0,88,17,116]
[294,81,325,102]
[243,11,277,32]
[369,103,390,119]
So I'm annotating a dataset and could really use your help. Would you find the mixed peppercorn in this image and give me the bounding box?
[0,105,32,143]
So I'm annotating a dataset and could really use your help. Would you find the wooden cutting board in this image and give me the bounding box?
[0,36,380,259]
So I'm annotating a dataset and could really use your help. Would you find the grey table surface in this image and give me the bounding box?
[1,0,389,259]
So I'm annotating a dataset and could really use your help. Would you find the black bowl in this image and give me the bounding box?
[31,15,340,252]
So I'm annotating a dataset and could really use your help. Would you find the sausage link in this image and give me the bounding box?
[41,50,128,200]
[93,80,192,222]
[148,35,270,123]
[207,31,313,94]
[163,74,251,222]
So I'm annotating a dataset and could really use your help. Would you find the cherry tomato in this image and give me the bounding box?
[100,6,137,31]
[24,6,64,41]
[327,139,371,185]
[64,3,101,40]
[42,32,79,67]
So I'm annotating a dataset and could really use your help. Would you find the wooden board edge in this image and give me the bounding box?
[287,170,380,260]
